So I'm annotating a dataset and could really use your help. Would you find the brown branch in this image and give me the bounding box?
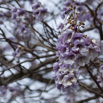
[0,57,57,85]
[85,65,103,94]
[79,82,103,98]
[80,25,95,33]
[77,95,99,103]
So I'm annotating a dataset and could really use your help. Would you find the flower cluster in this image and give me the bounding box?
[53,29,102,93]
[53,62,78,93]
[32,2,48,21]
[13,23,31,43]
[61,0,93,26]
[61,0,81,19]
[53,0,102,94]
[19,24,31,42]
[11,7,25,19]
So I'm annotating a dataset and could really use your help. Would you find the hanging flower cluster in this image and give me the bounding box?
[53,29,102,93]
[53,0,102,94]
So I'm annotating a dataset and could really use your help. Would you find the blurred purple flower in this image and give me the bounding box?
[32,2,48,21]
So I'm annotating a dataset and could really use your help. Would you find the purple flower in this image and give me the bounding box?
[53,1,103,95]
[12,13,17,19]
[62,30,72,43]
[77,6,83,11]
[63,73,76,87]
[64,52,75,65]
[57,23,64,30]
[11,8,26,19]
[0,86,7,96]
[76,54,90,66]
[53,62,59,72]
[72,47,80,54]
[75,1,81,6]
[17,9,25,17]
[11,8,18,19]
[88,46,99,60]
[85,38,91,46]
[73,25,77,32]
[64,1,71,7]
[74,39,85,49]
[33,7,48,20]
[9,87,15,92]
[56,45,66,53]
[32,2,41,10]
[57,37,63,44]
[61,8,70,19]
[53,28,102,94]
[61,12,65,19]
[33,9,39,15]
[64,9,71,14]
[71,33,83,44]
[32,2,48,21]
[56,83,63,90]
[12,7,18,12]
